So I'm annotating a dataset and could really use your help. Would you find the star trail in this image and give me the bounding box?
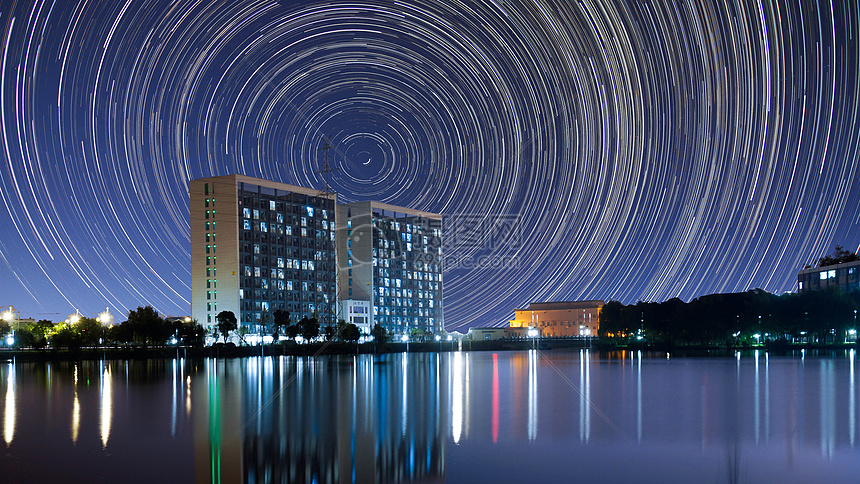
[1,0,858,330]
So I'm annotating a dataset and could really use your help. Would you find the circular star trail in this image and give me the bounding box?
[1,0,858,329]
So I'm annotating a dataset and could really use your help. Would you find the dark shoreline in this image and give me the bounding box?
[0,338,856,361]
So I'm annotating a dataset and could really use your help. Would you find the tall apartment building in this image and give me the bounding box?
[336,201,443,336]
[189,175,337,332]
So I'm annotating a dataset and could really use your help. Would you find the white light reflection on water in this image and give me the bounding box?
[4,362,14,445]
[579,349,590,442]
[100,362,112,448]
[755,349,761,445]
[452,351,464,444]
[851,349,856,447]
[72,364,79,444]
[402,353,408,436]
[821,360,835,458]
[637,350,642,442]
[171,359,177,437]
[528,349,537,441]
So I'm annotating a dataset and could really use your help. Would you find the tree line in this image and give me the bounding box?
[213,309,374,344]
[0,306,205,349]
[599,287,860,346]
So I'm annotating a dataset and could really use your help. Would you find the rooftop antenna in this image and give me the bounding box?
[316,136,339,327]
[316,136,338,199]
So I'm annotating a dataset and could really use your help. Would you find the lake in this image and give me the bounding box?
[1,349,859,483]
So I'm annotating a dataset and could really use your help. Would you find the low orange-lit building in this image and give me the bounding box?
[509,300,604,337]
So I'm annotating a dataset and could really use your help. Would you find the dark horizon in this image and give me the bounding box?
[1,0,858,331]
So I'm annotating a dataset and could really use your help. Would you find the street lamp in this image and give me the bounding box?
[527,327,538,349]
[753,333,761,345]
[1,306,18,346]
[435,334,442,352]
[401,334,409,353]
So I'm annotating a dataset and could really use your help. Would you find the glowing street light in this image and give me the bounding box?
[1,306,18,346]
[527,327,538,349]
[753,333,761,345]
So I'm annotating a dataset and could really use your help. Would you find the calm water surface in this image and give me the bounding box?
[1,349,859,483]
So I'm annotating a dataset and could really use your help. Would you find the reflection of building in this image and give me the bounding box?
[797,260,860,293]
[509,301,604,337]
[208,355,448,483]
[336,201,443,336]
[189,175,337,332]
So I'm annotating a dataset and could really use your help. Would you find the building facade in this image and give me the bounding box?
[336,201,443,337]
[797,260,860,294]
[509,300,604,337]
[466,327,537,341]
[190,175,337,332]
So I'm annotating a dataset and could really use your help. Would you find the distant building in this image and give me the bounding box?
[466,326,537,341]
[797,260,860,294]
[189,175,337,333]
[509,300,604,337]
[336,201,443,337]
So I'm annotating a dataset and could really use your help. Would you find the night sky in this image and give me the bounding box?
[1,0,858,331]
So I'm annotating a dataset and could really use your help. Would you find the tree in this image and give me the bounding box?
[172,318,205,347]
[127,306,170,346]
[284,322,301,339]
[29,320,54,348]
[50,323,78,348]
[341,323,361,343]
[273,310,290,338]
[76,317,105,347]
[298,316,320,342]
[216,311,238,343]
[598,300,624,339]
[371,324,389,344]
[323,325,336,341]
[818,245,860,267]
[409,327,430,342]
[259,309,270,335]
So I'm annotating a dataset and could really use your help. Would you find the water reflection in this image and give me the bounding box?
[195,354,447,483]
[4,361,14,445]
[0,351,859,482]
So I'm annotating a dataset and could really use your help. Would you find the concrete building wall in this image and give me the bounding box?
[190,176,241,330]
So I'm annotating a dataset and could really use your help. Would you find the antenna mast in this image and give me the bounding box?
[316,136,339,328]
